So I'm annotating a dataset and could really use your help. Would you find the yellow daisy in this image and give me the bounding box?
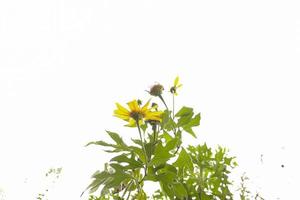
[114,100,163,127]
[170,76,183,96]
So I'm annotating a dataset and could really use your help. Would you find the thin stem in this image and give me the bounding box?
[199,166,203,199]
[151,124,157,159]
[136,121,147,161]
[126,190,132,200]
[136,121,148,184]
[158,94,168,110]
[172,93,175,119]
[134,177,141,193]
[173,144,181,155]
[121,180,133,199]
[159,94,177,136]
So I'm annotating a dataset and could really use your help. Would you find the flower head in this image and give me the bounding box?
[149,84,164,97]
[170,76,182,96]
[114,99,163,127]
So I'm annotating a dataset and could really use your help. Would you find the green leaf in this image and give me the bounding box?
[145,142,153,159]
[85,140,115,147]
[186,113,201,127]
[86,131,130,153]
[135,190,147,200]
[131,139,142,146]
[182,127,197,138]
[156,170,177,184]
[215,146,226,162]
[149,142,173,166]
[182,113,200,138]
[160,182,174,199]
[175,106,193,117]
[110,154,143,169]
[87,171,111,193]
[165,137,180,151]
[140,123,147,132]
[109,163,125,171]
[161,110,176,131]
[162,131,173,142]
[173,182,188,198]
[130,146,146,163]
[175,107,201,138]
[173,148,194,172]
[106,131,126,147]
[100,170,131,195]
[161,110,171,126]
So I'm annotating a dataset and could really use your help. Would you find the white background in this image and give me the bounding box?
[1,0,300,199]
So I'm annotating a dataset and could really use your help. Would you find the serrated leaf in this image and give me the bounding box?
[145,142,153,159]
[177,114,193,127]
[156,170,177,184]
[165,137,180,151]
[100,170,132,195]
[183,127,197,138]
[161,110,176,131]
[130,146,146,163]
[106,131,127,147]
[161,110,171,125]
[140,123,148,132]
[87,171,111,193]
[173,148,194,172]
[131,139,143,146]
[175,106,193,117]
[181,113,201,138]
[85,140,115,147]
[110,154,143,169]
[186,113,201,127]
[162,131,173,142]
[109,163,125,171]
[149,142,173,166]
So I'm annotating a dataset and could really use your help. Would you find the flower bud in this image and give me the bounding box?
[149,84,164,97]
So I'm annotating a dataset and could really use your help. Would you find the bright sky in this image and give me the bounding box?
[1,0,300,199]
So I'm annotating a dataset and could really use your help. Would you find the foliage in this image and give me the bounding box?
[85,77,262,199]
[0,188,5,200]
[238,173,265,200]
[238,173,251,200]
[36,167,62,200]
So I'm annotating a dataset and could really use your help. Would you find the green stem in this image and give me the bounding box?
[121,180,133,199]
[126,190,132,200]
[158,94,178,137]
[151,124,157,159]
[172,93,175,119]
[136,121,148,182]
[136,121,147,161]
[158,94,168,110]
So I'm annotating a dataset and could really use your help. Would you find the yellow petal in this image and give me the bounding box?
[174,76,179,87]
[127,100,139,111]
[141,100,150,112]
[144,111,163,122]
[113,113,130,121]
[116,103,129,114]
[125,118,138,127]
[114,109,129,117]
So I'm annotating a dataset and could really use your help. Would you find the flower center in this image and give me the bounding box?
[130,111,144,121]
[170,86,176,94]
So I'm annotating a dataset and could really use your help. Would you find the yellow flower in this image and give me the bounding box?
[114,100,163,127]
[170,76,182,95]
